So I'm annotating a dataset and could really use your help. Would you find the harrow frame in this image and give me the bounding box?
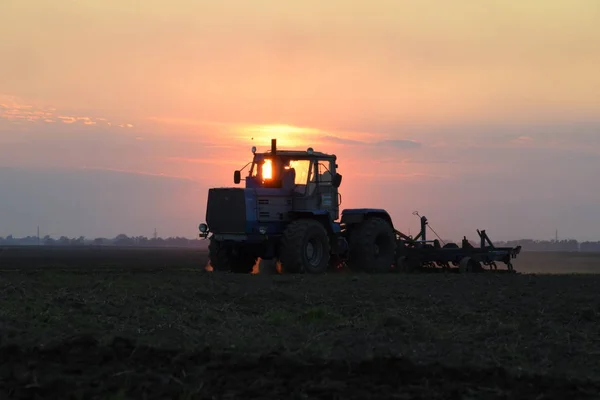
[392,214,521,273]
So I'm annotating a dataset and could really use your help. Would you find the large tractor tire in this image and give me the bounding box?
[279,219,331,274]
[208,237,257,273]
[348,217,396,273]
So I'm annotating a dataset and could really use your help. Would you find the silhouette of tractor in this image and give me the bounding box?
[198,139,520,274]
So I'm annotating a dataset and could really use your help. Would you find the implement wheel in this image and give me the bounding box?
[458,256,483,273]
[208,238,257,273]
[280,219,331,274]
[348,217,396,273]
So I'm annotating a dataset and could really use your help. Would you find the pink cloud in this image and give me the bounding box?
[512,135,534,144]
[166,156,240,166]
[78,166,197,182]
[353,172,449,180]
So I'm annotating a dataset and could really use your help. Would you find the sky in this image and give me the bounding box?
[1,0,599,241]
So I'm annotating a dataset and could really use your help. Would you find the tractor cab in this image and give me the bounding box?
[233,139,343,220]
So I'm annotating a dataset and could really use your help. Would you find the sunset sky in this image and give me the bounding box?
[1,0,599,241]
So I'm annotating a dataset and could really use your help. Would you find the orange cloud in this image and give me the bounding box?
[147,116,228,127]
[58,116,77,124]
[144,117,390,151]
[0,94,132,129]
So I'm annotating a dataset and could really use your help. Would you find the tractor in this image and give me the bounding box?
[198,139,398,273]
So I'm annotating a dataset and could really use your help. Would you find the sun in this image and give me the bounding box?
[234,124,322,149]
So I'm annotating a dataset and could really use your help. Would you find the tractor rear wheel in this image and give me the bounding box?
[208,238,257,273]
[279,219,331,274]
[348,217,396,273]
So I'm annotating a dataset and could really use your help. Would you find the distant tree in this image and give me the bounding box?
[71,236,85,245]
[114,234,134,246]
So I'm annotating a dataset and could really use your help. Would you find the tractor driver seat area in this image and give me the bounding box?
[282,167,296,192]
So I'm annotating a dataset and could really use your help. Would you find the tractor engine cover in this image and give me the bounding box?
[205,188,247,234]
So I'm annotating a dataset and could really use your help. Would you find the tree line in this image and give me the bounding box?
[491,239,599,252]
[0,234,207,248]
[2,234,600,252]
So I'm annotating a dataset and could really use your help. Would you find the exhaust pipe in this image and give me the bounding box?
[268,139,278,182]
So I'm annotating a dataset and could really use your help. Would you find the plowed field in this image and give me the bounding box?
[1,246,599,399]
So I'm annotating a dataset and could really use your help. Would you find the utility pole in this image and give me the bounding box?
[37,226,40,245]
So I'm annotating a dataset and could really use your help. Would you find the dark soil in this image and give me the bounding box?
[1,246,600,398]
[0,245,206,271]
[2,335,599,399]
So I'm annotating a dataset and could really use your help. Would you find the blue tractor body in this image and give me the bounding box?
[205,187,343,243]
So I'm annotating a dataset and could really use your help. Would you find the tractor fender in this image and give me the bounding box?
[340,208,394,230]
[289,210,341,234]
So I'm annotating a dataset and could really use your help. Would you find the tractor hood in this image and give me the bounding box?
[205,187,254,234]
[204,186,294,238]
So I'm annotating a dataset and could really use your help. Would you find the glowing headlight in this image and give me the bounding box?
[199,223,208,233]
[259,226,267,234]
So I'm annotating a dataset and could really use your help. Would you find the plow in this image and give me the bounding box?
[198,139,521,274]
[391,212,520,273]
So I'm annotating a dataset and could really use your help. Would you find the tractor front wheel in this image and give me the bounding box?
[348,217,396,273]
[208,238,257,273]
[279,219,331,274]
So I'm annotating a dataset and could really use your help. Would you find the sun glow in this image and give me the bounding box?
[235,124,323,148]
[262,159,273,179]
